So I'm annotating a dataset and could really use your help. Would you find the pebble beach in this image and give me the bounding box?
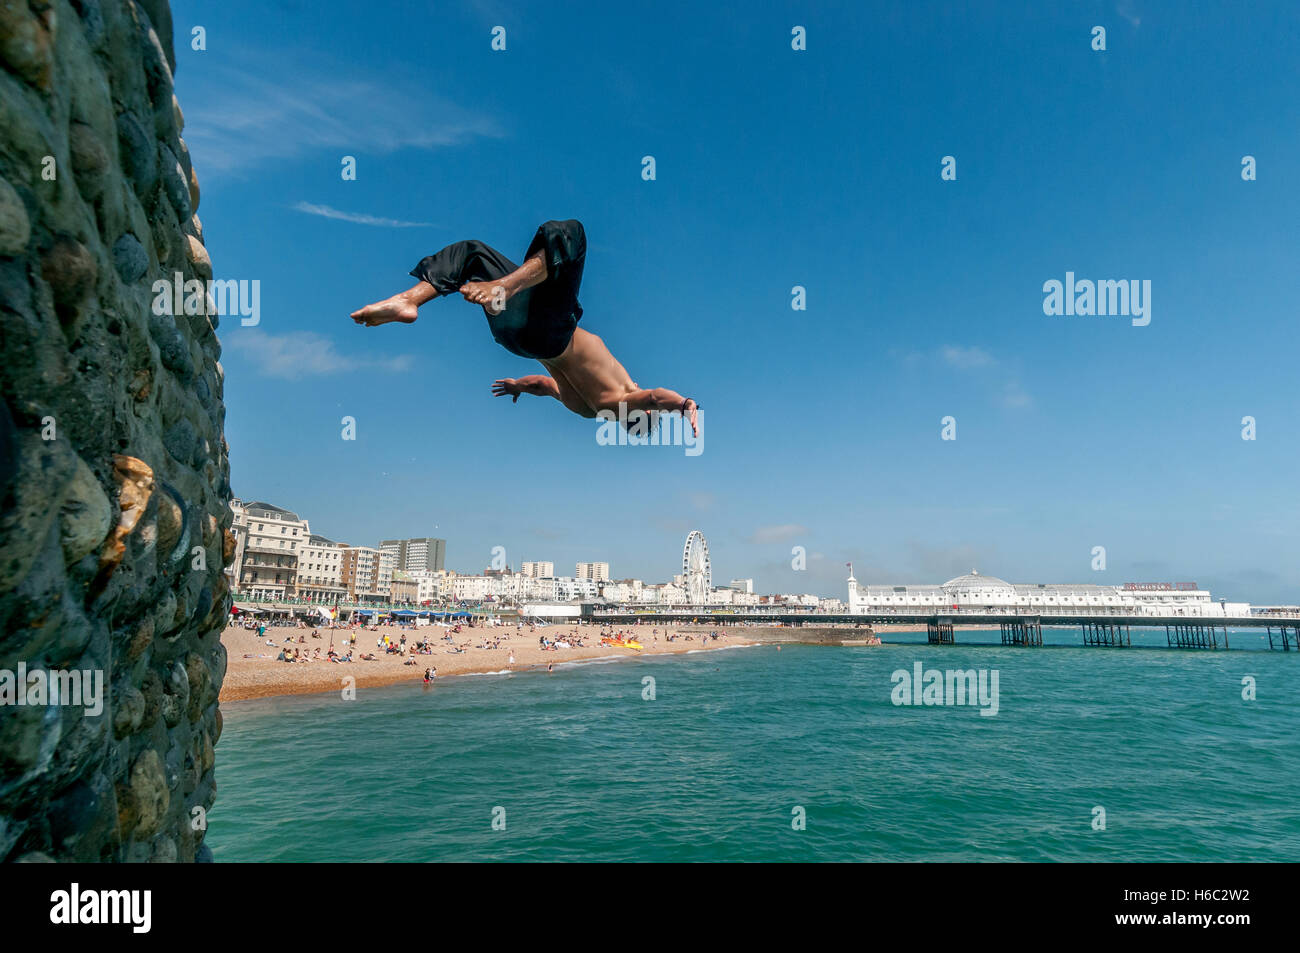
[219,621,756,701]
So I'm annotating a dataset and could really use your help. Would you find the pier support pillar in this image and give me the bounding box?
[1266,624,1296,651]
[1083,622,1130,647]
[927,618,954,645]
[1166,623,1223,650]
[1000,619,1042,646]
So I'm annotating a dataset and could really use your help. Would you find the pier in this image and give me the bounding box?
[583,605,1300,652]
[581,568,1300,652]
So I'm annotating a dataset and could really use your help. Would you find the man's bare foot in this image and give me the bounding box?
[350,296,418,327]
[459,281,509,314]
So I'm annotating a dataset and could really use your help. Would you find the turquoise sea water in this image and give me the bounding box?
[209,632,1300,861]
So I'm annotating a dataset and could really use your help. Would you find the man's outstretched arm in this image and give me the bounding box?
[618,388,699,437]
[493,375,561,402]
[494,374,599,418]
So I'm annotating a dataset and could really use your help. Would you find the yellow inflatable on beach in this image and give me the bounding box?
[600,637,643,650]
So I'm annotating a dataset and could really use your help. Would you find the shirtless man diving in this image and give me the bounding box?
[350,220,699,436]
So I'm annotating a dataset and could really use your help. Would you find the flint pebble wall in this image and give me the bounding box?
[0,0,232,862]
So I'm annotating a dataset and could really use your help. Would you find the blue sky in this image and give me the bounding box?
[171,0,1300,602]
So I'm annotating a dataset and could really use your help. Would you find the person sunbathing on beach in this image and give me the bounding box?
[351,220,699,437]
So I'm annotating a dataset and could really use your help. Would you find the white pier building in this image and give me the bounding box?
[847,568,1251,618]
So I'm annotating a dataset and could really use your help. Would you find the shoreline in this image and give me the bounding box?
[216,621,958,703]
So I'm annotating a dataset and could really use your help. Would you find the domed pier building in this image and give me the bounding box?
[847,569,1249,618]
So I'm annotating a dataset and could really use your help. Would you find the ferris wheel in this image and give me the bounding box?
[682,530,711,604]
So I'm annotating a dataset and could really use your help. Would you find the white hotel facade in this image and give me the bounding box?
[847,569,1251,617]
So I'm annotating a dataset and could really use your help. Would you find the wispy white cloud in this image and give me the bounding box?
[225,330,414,380]
[931,345,1034,409]
[293,201,434,228]
[998,380,1034,409]
[749,524,807,544]
[940,345,996,369]
[182,56,505,178]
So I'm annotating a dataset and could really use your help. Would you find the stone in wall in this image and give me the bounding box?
[0,0,231,862]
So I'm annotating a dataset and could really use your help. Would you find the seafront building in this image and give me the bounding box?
[521,561,554,578]
[598,579,644,602]
[576,561,610,582]
[339,546,396,603]
[442,571,599,604]
[647,582,688,604]
[295,534,347,603]
[339,546,376,601]
[228,500,311,600]
[389,571,419,604]
[450,573,499,603]
[557,576,600,600]
[380,536,446,573]
[409,569,451,603]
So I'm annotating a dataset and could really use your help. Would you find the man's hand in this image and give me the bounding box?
[492,378,523,403]
[682,398,699,438]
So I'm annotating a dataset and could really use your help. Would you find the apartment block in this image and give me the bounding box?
[380,537,447,573]
[576,561,610,582]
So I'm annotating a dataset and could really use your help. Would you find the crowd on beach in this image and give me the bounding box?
[237,615,733,680]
